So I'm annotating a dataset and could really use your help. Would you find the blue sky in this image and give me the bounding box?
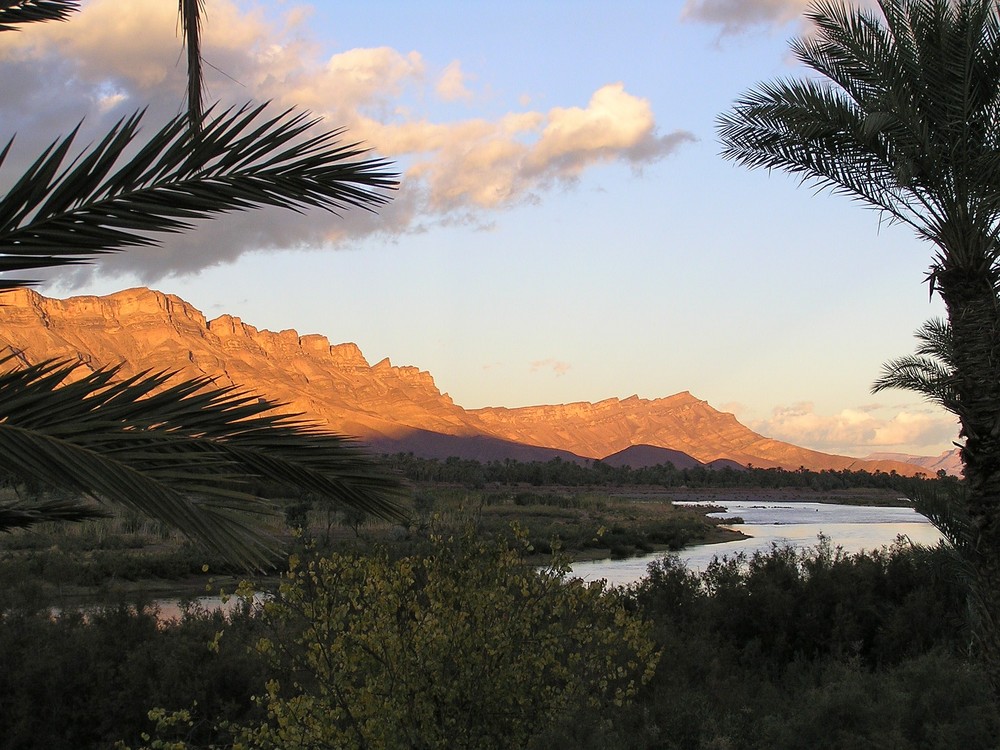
[0,0,958,457]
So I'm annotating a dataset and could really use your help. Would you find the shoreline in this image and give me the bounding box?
[612,486,913,506]
[18,488,909,607]
[46,524,750,607]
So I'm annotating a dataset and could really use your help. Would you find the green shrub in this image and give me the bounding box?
[233,529,658,750]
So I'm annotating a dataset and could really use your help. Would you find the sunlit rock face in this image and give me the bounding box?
[864,449,963,477]
[0,287,926,475]
[470,395,924,474]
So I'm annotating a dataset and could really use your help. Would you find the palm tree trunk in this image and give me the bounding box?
[180,0,203,133]
[939,258,1000,689]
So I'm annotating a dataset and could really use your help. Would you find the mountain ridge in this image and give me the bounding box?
[0,287,931,476]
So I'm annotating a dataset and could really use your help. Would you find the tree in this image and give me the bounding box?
[718,0,1000,680]
[190,531,655,750]
[0,1,408,567]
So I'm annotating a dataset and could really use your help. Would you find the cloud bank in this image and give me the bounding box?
[0,0,692,282]
[750,401,958,456]
[681,0,877,35]
[681,0,812,33]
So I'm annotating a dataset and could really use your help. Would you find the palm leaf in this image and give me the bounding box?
[718,0,1000,265]
[0,352,409,568]
[0,103,398,286]
[872,317,960,413]
[0,0,77,31]
[0,496,108,531]
[0,6,407,567]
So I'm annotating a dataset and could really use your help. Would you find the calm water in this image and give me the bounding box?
[145,500,943,614]
[569,500,943,587]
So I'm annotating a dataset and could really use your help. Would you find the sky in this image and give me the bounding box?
[0,0,961,458]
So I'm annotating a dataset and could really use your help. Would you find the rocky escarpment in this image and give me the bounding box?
[0,287,929,475]
[471,394,924,474]
[0,287,480,442]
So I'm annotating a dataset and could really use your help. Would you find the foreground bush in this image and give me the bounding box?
[238,530,658,750]
[10,534,998,749]
[0,601,266,750]
[615,540,1000,749]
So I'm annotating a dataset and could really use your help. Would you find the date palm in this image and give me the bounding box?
[0,2,407,567]
[719,0,1000,680]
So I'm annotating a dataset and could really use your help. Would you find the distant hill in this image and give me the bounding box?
[705,458,748,472]
[366,429,588,464]
[0,287,932,476]
[600,444,703,470]
[864,449,963,477]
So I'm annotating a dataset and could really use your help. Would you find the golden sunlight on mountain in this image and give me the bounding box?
[0,288,927,476]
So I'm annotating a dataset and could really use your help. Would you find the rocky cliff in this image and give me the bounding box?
[471,394,924,473]
[865,449,963,477]
[0,287,927,475]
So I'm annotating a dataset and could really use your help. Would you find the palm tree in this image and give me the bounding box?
[718,0,1000,681]
[0,2,408,567]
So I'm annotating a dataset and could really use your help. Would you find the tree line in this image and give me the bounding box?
[385,451,959,496]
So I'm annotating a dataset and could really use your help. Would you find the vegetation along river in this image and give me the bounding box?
[151,498,942,617]
[570,499,943,587]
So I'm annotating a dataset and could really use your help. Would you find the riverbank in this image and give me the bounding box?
[2,484,923,608]
[573,496,942,586]
[614,485,914,506]
[4,485,756,607]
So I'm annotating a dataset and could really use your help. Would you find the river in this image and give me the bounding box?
[149,500,942,617]
[569,499,944,587]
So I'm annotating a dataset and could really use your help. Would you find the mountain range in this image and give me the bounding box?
[0,287,947,477]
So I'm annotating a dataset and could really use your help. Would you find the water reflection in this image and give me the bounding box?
[149,591,270,622]
[570,500,944,588]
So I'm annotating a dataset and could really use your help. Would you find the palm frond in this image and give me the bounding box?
[717,76,924,228]
[0,0,77,31]
[872,317,959,412]
[718,0,1000,261]
[872,352,956,402]
[0,353,409,568]
[0,496,108,532]
[0,104,398,287]
[910,478,974,556]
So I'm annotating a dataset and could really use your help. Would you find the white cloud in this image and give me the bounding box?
[378,85,693,212]
[526,83,690,177]
[0,0,694,282]
[282,46,427,114]
[751,401,958,456]
[436,60,473,102]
